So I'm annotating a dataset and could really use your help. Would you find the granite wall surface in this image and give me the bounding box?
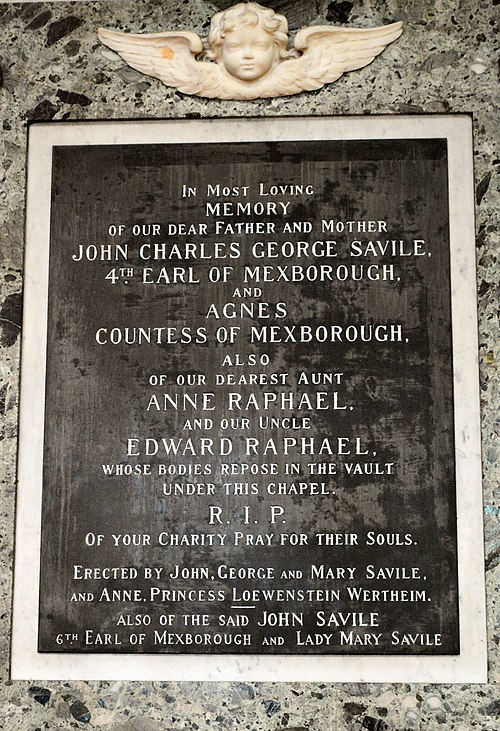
[0,0,498,728]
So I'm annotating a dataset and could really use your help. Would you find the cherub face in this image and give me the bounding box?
[220,25,277,81]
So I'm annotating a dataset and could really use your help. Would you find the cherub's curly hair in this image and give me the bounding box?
[206,2,293,60]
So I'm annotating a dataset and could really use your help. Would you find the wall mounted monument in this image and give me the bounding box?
[11,115,486,683]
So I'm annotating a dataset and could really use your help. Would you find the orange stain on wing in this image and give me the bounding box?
[161,46,175,60]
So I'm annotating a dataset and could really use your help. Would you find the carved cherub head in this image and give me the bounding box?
[206,2,292,81]
[98,3,403,100]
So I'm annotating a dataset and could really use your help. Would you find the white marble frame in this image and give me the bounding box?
[11,116,486,682]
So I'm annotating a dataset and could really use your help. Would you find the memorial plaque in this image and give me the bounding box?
[12,117,486,681]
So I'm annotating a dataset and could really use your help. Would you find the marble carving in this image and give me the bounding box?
[98,2,402,100]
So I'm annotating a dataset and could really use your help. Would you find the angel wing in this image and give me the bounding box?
[97,21,402,101]
[254,22,403,98]
[97,27,229,98]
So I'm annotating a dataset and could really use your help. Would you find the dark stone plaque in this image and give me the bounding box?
[12,118,486,681]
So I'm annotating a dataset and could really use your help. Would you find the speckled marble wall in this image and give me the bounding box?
[0,0,498,728]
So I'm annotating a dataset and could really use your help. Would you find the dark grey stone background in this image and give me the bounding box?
[0,0,498,728]
[39,137,458,654]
